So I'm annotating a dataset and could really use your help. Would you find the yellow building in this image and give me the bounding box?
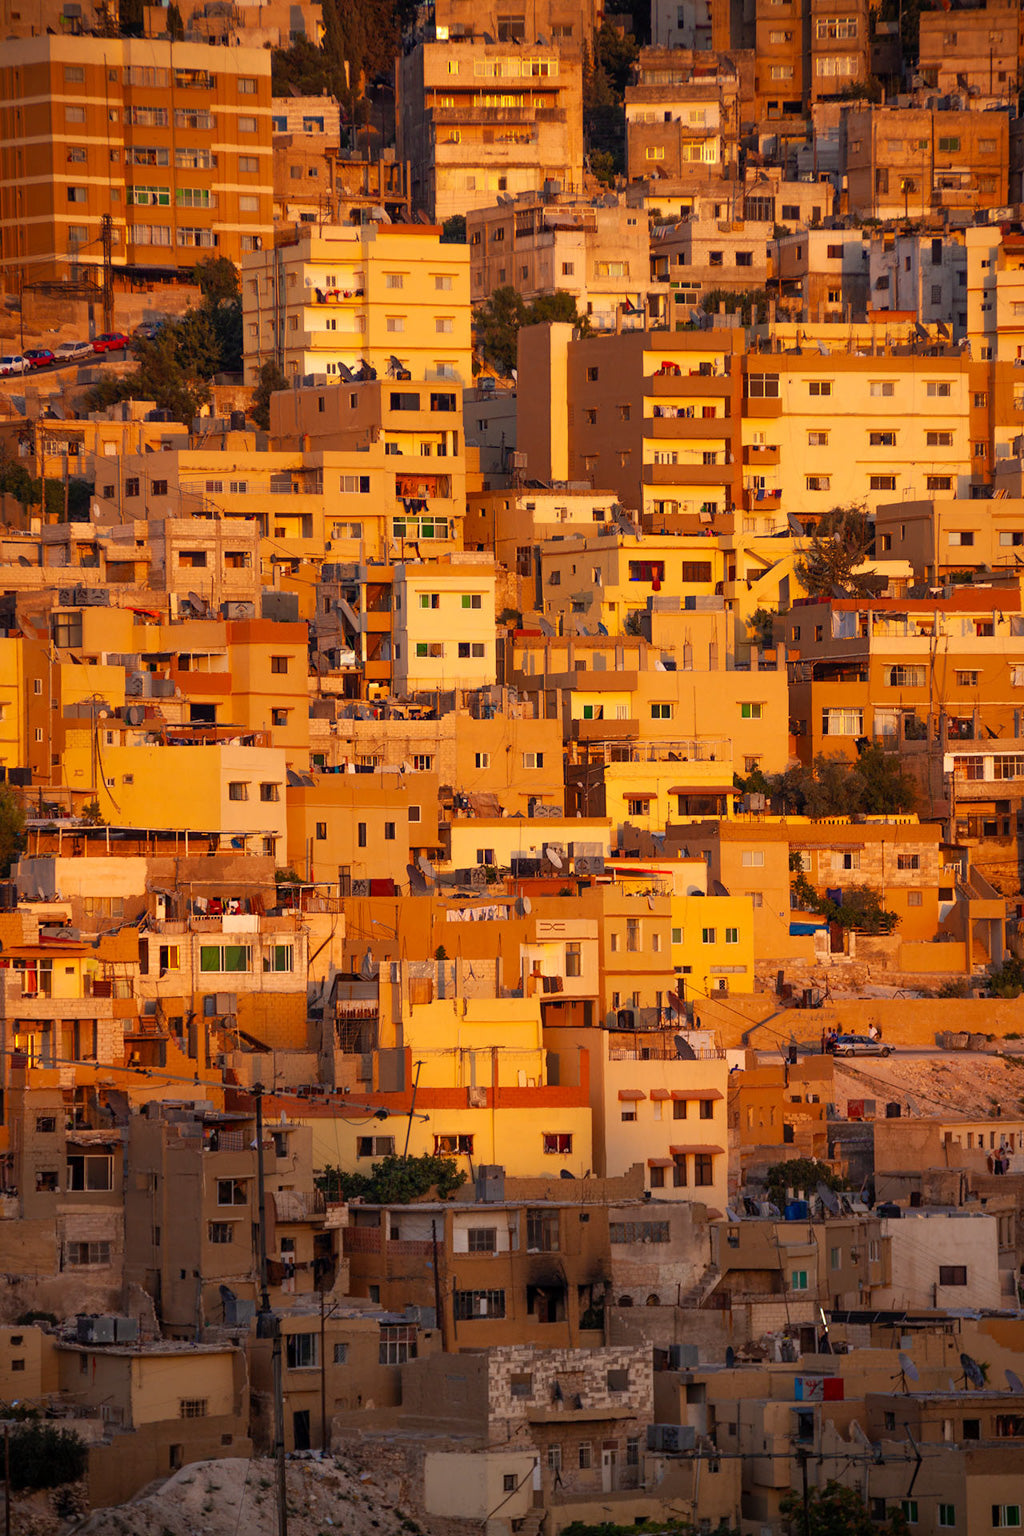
[394,559,497,694]
[300,989,594,1179]
[0,35,272,285]
[242,222,471,386]
[286,770,440,887]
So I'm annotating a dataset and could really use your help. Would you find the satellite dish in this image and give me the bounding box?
[817,1182,840,1216]
[850,1421,872,1449]
[960,1353,986,1390]
[417,854,436,881]
[559,1168,575,1180]
[516,894,532,916]
[898,1351,919,1385]
[546,847,564,870]
[1007,1369,1023,1394]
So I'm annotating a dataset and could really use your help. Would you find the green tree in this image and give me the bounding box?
[474,287,588,376]
[0,787,25,877]
[795,504,884,600]
[852,743,917,814]
[7,1422,88,1491]
[988,957,1024,999]
[166,1,184,38]
[702,287,770,326]
[271,38,336,96]
[765,1157,845,1210]
[748,607,776,649]
[793,874,899,935]
[250,359,287,431]
[780,1479,908,1536]
[194,255,240,307]
[736,750,914,819]
[317,1153,466,1204]
[441,214,466,244]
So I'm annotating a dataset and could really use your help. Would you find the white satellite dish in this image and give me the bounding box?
[898,1351,919,1385]
[546,847,563,870]
[517,893,532,916]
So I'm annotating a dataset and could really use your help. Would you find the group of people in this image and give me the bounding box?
[988,1147,1013,1175]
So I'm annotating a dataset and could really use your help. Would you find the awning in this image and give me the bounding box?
[669,785,736,797]
[621,790,654,800]
[674,1089,723,1102]
[647,1157,675,1168]
[670,1144,724,1156]
[649,1088,672,1101]
[618,1088,646,1101]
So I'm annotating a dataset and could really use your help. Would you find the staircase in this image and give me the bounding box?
[677,1263,721,1309]
[515,1509,546,1536]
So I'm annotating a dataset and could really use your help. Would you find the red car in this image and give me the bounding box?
[23,348,55,369]
[92,333,130,354]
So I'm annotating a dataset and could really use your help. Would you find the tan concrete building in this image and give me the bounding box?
[0,35,273,286]
[625,51,743,186]
[867,228,968,336]
[918,0,1024,104]
[967,223,1024,364]
[396,39,584,222]
[840,104,1010,221]
[242,222,471,386]
[429,0,602,52]
[467,192,649,330]
[754,0,870,116]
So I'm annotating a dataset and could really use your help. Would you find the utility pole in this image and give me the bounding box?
[101,213,114,336]
[4,1422,10,1536]
[254,1086,288,1536]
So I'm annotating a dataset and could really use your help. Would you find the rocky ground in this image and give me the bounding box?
[53,1454,436,1536]
[832,1049,1024,1121]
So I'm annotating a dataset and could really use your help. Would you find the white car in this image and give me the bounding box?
[54,339,94,362]
[0,355,27,376]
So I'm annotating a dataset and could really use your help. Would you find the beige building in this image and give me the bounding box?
[918,0,1023,104]
[396,38,584,222]
[773,227,871,321]
[467,192,649,330]
[0,35,273,285]
[429,0,602,52]
[625,51,743,186]
[242,222,471,386]
[649,214,774,325]
[867,228,968,336]
[840,103,1009,221]
[392,559,497,695]
[967,223,1024,364]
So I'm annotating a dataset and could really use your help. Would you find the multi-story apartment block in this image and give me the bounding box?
[625,50,743,185]
[467,192,648,329]
[429,0,602,52]
[754,0,870,117]
[786,589,1024,765]
[840,104,1010,221]
[396,38,584,221]
[918,0,1024,104]
[0,35,273,286]
[648,214,774,325]
[242,223,471,386]
[392,558,498,695]
[967,223,1024,364]
[874,495,1024,583]
[773,227,870,321]
[866,229,969,336]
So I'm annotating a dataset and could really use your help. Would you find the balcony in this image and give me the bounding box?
[649,416,731,440]
[644,372,731,397]
[643,461,734,486]
[743,444,780,466]
[571,717,639,741]
[744,396,783,418]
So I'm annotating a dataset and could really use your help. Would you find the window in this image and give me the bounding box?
[453,1289,506,1319]
[217,1179,248,1206]
[937,137,960,153]
[741,703,763,720]
[651,703,673,720]
[356,1135,395,1157]
[263,945,294,973]
[315,822,327,841]
[888,666,929,696]
[993,1509,1022,1530]
[870,475,897,491]
[808,380,832,397]
[67,1241,111,1266]
[791,1270,808,1290]
[956,671,980,688]
[747,373,780,398]
[725,927,739,945]
[702,928,716,945]
[384,822,396,841]
[807,431,829,447]
[543,1133,572,1154]
[806,476,831,492]
[741,850,765,867]
[897,853,921,871]
[270,655,290,674]
[939,1264,967,1285]
[938,1506,956,1528]
[65,105,86,123]
[333,1343,349,1364]
[66,1154,113,1191]
[870,431,896,447]
[200,945,251,973]
[259,782,280,802]
[901,1501,918,1525]
[467,1227,497,1253]
[927,381,952,398]
[822,708,863,736]
[475,752,490,769]
[949,530,974,547]
[435,1134,474,1156]
[379,1325,417,1365]
[208,1221,235,1243]
[35,1116,56,1134]
[578,1443,593,1470]
[286,1334,319,1370]
[523,752,544,768]
[870,381,894,397]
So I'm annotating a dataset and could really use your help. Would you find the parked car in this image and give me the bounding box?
[92,332,130,354]
[827,1034,893,1059]
[23,348,55,369]
[133,321,166,342]
[54,339,93,362]
[0,355,27,376]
